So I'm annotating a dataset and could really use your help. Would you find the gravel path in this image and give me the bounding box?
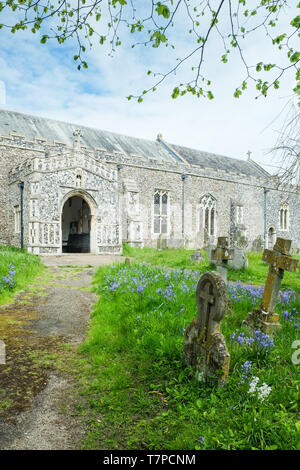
[0,254,123,450]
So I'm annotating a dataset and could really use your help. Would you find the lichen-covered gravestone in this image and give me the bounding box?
[183,271,230,386]
[211,237,233,282]
[245,237,298,334]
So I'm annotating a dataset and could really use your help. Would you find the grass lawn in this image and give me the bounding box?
[74,251,300,450]
[123,244,300,293]
[0,245,44,305]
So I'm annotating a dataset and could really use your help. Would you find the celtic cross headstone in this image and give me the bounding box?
[245,237,298,333]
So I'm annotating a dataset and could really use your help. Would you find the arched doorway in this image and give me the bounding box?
[268,226,276,249]
[61,195,91,253]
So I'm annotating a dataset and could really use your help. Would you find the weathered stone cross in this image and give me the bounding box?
[246,237,298,333]
[198,281,215,341]
[184,271,230,386]
[211,236,233,282]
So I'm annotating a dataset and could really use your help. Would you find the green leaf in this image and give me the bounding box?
[290,52,300,63]
[171,87,179,99]
[155,2,170,19]
[263,63,275,71]
[40,35,48,44]
[290,16,300,29]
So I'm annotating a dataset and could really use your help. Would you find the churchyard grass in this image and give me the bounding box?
[0,245,44,305]
[122,243,207,269]
[122,244,300,293]
[77,261,300,450]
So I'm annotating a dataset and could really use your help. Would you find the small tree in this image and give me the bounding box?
[270,89,300,187]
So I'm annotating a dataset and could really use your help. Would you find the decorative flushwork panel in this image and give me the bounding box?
[34,154,117,182]
[97,224,120,246]
[31,182,40,195]
[30,199,39,219]
[39,222,60,246]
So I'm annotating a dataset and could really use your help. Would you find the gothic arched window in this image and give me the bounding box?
[280,202,289,231]
[154,189,168,234]
[199,194,216,236]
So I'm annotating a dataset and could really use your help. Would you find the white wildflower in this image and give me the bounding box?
[248,376,259,394]
[248,377,272,402]
[257,383,272,402]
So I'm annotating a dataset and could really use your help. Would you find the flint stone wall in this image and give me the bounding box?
[0,131,299,253]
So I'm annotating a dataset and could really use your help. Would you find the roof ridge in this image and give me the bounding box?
[171,141,252,165]
[0,107,160,146]
[247,156,270,178]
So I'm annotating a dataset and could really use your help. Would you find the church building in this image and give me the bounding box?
[0,109,299,255]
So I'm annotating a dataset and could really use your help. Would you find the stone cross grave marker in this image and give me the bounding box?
[183,271,230,386]
[246,237,298,334]
[211,237,233,282]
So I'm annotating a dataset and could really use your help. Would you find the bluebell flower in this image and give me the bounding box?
[136,285,144,294]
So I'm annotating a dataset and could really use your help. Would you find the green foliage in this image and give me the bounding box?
[0,1,298,101]
[0,245,44,305]
[122,243,210,269]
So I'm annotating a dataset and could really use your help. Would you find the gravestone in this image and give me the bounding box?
[190,251,205,263]
[233,229,249,250]
[211,237,233,282]
[252,235,263,252]
[157,235,167,250]
[206,243,216,265]
[229,247,248,270]
[183,271,230,386]
[245,237,298,333]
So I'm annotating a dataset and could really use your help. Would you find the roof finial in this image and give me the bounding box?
[73,128,82,149]
[247,150,252,161]
[157,133,163,142]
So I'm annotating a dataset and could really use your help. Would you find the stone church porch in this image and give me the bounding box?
[8,148,122,256]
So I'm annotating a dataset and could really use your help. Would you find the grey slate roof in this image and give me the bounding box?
[0,108,267,178]
[169,143,268,178]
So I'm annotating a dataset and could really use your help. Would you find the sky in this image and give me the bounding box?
[0,1,298,173]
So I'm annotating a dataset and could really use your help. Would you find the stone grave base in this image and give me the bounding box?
[244,308,281,334]
[184,321,230,386]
